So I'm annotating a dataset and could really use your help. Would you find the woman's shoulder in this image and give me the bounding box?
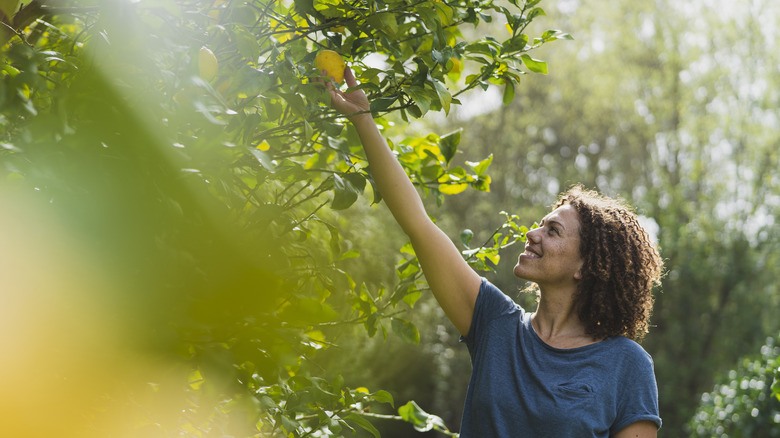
[461,277,525,347]
[469,277,527,329]
[477,277,525,313]
[604,336,655,370]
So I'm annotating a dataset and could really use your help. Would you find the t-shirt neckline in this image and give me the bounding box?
[527,312,610,353]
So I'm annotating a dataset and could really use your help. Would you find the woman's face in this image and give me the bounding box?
[513,204,584,288]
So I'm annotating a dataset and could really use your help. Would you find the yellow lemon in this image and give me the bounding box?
[449,57,462,74]
[198,46,218,81]
[315,50,346,84]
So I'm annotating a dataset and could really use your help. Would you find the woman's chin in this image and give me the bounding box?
[513,265,529,280]
[514,266,542,285]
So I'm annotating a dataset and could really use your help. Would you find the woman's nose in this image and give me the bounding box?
[525,227,541,243]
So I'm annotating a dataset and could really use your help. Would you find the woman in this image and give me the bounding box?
[325,67,663,438]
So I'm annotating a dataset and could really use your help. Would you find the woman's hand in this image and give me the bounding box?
[323,67,370,120]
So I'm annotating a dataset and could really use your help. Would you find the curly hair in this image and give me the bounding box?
[554,185,663,341]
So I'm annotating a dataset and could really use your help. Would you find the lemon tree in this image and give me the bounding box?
[0,0,565,436]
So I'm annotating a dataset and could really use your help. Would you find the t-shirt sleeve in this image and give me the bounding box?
[459,278,522,357]
[610,344,662,434]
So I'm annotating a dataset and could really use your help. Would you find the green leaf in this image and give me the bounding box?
[398,400,448,432]
[398,401,428,427]
[319,219,341,256]
[371,389,395,407]
[280,92,307,117]
[280,415,300,433]
[466,154,493,175]
[340,249,360,260]
[389,284,412,308]
[367,173,383,205]
[460,229,474,248]
[370,96,398,114]
[503,80,515,105]
[473,174,491,192]
[304,120,314,143]
[438,129,461,165]
[402,290,422,308]
[478,11,492,22]
[526,6,546,21]
[364,313,379,337]
[249,148,276,171]
[466,41,497,57]
[503,34,528,54]
[520,54,548,74]
[332,173,366,210]
[432,80,452,115]
[332,175,357,210]
[432,1,455,25]
[344,414,381,438]
[542,29,573,41]
[431,48,447,65]
[323,121,344,137]
[421,164,444,181]
[231,25,260,61]
[366,12,398,37]
[407,104,422,119]
[397,259,420,280]
[391,318,420,344]
[293,0,316,13]
[466,256,493,272]
[416,5,440,30]
[404,86,432,116]
[480,248,500,265]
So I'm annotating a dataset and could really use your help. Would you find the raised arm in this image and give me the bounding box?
[325,68,481,335]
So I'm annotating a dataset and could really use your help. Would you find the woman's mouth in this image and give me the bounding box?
[521,247,541,259]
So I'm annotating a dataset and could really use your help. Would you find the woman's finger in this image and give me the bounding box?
[344,66,358,88]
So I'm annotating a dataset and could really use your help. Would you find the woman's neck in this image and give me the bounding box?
[532,286,598,348]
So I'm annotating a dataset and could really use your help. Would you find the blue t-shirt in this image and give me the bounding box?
[459,278,661,437]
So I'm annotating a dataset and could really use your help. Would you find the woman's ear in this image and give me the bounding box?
[573,260,584,280]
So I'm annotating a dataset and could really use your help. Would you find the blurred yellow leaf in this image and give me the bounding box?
[306,330,326,343]
[188,369,204,390]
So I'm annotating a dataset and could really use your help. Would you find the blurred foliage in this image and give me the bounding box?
[688,336,780,437]
[0,0,562,436]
